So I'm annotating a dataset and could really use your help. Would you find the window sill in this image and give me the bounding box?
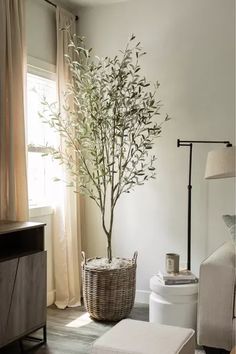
[29,205,54,218]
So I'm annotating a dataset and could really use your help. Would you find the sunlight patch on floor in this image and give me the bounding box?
[66,312,93,328]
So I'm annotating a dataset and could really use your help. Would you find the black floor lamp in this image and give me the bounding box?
[177,139,235,270]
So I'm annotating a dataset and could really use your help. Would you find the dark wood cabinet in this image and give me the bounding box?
[0,221,46,348]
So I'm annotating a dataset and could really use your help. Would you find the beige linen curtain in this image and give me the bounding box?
[0,0,28,221]
[53,7,81,308]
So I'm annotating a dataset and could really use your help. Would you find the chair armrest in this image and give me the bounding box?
[197,242,235,351]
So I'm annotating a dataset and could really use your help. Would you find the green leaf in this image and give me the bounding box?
[53,177,61,182]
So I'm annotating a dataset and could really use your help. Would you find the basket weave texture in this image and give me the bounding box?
[81,252,137,321]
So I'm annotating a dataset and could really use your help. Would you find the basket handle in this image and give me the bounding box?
[132,251,138,264]
[81,251,86,266]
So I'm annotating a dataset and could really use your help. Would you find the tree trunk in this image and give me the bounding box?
[107,239,112,263]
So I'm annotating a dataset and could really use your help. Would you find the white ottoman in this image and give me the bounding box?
[91,319,195,354]
[149,276,198,330]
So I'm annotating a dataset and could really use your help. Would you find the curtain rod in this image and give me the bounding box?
[44,0,79,21]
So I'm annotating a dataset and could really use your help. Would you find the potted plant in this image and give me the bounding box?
[41,34,169,321]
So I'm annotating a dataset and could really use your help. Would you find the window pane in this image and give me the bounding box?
[27,73,57,206]
[28,152,46,206]
[27,73,57,147]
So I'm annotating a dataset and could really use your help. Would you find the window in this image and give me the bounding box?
[27,72,57,206]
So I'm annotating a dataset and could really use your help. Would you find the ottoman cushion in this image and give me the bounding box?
[92,319,195,354]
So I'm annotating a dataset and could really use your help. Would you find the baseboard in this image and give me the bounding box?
[47,290,55,306]
[135,290,150,304]
[48,289,149,306]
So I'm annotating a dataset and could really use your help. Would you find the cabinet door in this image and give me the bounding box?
[1,251,46,347]
[0,258,19,347]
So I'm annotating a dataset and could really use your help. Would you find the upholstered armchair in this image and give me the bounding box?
[197,241,236,354]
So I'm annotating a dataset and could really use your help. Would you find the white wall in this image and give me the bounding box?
[78,0,235,301]
[25,0,56,65]
[25,0,235,302]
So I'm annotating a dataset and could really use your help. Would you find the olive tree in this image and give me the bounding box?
[40,34,169,262]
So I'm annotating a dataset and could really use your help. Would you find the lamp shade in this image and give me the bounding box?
[205,146,236,179]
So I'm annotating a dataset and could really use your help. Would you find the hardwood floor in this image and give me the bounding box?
[0,304,149,354]
[1,304,205,353]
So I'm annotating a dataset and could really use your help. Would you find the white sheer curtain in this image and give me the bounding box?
[53,7,81,309]
[0,0,28,221]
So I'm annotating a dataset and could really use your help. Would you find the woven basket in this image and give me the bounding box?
[81,251,138,321]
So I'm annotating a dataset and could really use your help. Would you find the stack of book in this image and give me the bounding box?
[156,270,198,285]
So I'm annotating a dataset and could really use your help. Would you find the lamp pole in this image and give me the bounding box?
[177,139,232,270]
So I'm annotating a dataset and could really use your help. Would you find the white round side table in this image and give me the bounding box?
[149,275,198,330]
